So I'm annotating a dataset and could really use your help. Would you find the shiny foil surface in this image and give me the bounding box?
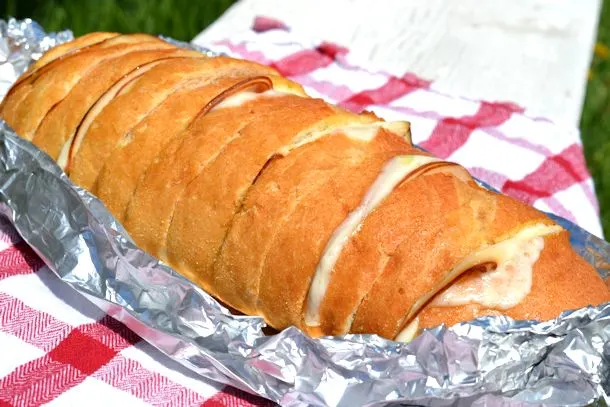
[0,18,609,407]
[0,18,73,99]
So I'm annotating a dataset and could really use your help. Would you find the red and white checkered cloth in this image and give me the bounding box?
[0,215,274,406]
[196,16,603,239]
[0,16,603,406]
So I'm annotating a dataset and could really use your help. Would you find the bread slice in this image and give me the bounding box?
[31,48,202,163]
[31,32,156,78]
[2,34,172,140]
[213,115,408,315]
[214,124,414,319]
[29,32,121,72]
[23,33,162,86]
[69,56,278,189]
[253,138,430,331]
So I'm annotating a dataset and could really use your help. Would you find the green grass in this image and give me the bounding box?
[3,0,610,235]
[3,0,235,41]
[581,1,610,236]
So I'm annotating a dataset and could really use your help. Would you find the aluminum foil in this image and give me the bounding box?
[0,18,609,407]
[0,18,73,100]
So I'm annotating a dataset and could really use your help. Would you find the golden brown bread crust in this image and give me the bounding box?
[348,175,555,339]
[165,95,338,291]
[31,48,201,163]
[99,75,304,222]
[29,33,121,72]
[94,76,300,219]
[214,112,385,315]
[2,35,172,141]
[125,94,284,259]
[69,56,278,189]
[1,32,608,342]
[1,34,156,118]
[93,82,221,218]
[124,83,307,259]
[64,54,207,171]
[69,56,214,186]
[223,129,420,330]
[315,164,474,336]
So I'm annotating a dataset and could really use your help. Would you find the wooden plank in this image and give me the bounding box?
[193,0,601,127]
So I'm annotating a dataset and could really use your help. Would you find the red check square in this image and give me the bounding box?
[48,329,116,375]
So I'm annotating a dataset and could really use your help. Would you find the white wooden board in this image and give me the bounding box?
[193,0,601,127]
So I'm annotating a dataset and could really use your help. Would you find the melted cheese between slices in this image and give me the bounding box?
[305,155,441,327]
[395,223,563,342]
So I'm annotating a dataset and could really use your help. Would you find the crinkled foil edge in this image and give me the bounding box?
[0,18,609,407]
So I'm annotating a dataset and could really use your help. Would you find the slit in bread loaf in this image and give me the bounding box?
[70,56,275,189]
[409,229,610,338]
[164,95,338,292]
[213,113,392,314]
[322,163,477,336]
[115,75,302,226]
[252,129,420,331]
[332,168,476,338]
[66,55,206,171]
[27,34,157,85]
[124,92,281,261]
[123,75,306,260]
[94,76,280,220]
[131,81,307,256]
[348,174,559,339]
[4,36,170,139]
[3,35,173,141]
[305,161,470,335]
[28,33,121,75]
[222,125,413,321]
[393,223,562,341]
[33,48,202,166]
